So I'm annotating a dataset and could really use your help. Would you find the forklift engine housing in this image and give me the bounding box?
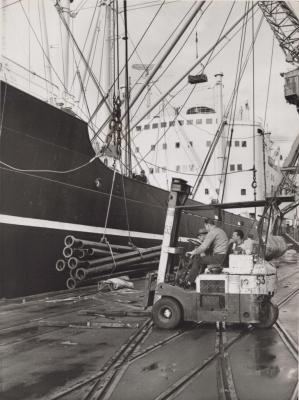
[153,254,278,327]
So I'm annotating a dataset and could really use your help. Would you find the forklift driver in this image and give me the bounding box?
[184,218,228,286]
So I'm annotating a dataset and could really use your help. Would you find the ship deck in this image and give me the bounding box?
[1,257,298,400]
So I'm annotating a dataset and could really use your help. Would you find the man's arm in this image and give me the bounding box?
[189,231,215,256]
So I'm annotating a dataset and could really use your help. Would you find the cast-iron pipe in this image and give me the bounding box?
[76,251,161,280]
[55,259,66,272]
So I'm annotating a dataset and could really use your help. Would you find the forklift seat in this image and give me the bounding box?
[206,265,223,274]
[206,245,232,273]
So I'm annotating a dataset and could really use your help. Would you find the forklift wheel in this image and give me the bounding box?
[152,297,182,329]
[255,301,279,329]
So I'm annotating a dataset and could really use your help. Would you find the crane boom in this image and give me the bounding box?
[258,1,299,64]
[258,1,299,112]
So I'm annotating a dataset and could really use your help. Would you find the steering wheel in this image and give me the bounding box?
[187,238,201,246]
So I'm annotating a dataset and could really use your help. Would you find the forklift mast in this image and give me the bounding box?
[156,178,190,286]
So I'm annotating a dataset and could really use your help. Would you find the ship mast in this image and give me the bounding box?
[38,0,54,103]
[123,0,132,177]
[59,0,71,98]
[0,0,7,77]
[104,1,114,108]
[214,72,225,200]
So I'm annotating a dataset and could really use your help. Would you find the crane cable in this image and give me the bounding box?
[192,14,263,199]
[0,80,8,141]
[262,32,275,197]
[251,3,257,217]
[220,1,249,203]
[100,167,118,270]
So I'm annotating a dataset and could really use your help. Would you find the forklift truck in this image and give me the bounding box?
[145,178,283,330]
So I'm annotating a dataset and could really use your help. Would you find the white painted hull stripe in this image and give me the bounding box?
[0,214,164,240]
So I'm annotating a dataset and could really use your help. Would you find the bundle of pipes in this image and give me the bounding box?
[55,235,161,289]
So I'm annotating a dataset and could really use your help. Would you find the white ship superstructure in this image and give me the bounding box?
[131,77,283,217]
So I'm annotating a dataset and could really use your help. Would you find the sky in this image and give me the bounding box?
[1,0,298,158]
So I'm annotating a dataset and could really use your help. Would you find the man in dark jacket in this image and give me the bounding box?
[134,170,147,183]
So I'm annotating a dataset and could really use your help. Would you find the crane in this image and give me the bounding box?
[258,1,299,112]
[257,2,299,245]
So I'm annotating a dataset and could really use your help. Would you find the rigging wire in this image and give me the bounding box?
[83,5,106,124]
[0,0,23,10]
[130,2,211,124]
[191,4,245,198]
[94,10,108,126]
[130,3,258,133]
[132,158,255,177]
[0,83,8,141]
[28,0,31,89]
[18,0,68,93]
[90,1,206,144]
[80,1,178,13]
[116,0,120,94]
[119,161,133,244]
[56,5,112,114]
[0,7,136,184]
[192,14,263,199]
[75,0,91,14]
[130,7,261,179]
[90,0,167,127]
[128,2,212,133]
[37,2,49,100]
[69,0,100,95]
[113,0,116,99]
[59,11,66,86]
[121,0,178,12]
[131,3,234,182]
[100,167,117,239]
[261,33,275,199]
[131,6,260,143]
[2,55,59,90]
[128,0,166,70]
[130,1,199,93]
[220,1,249,203]
[0,156,98,175]
[146,2,212,99]
[87,0,166,132]
[263,32,275,130]
[77,69,92,120]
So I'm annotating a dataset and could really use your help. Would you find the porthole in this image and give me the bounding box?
[94,177,103,189]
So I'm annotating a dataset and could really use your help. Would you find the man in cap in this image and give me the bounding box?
[184,218,228,286]
[177,227,211,285]
[188,228,209,256]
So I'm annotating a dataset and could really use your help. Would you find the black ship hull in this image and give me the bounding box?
[0,82,256,298]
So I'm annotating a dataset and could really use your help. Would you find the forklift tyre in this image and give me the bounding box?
[152,297,182,329]
[255,301,279,329]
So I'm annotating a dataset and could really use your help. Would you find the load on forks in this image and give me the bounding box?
[145,178,293,330]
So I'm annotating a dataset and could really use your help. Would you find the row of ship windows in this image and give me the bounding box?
[135,140,247,152]
[148,163,243,173]
[204,188,247,196]
[136,142,192,151]
[136,118,215,131]
[206,140,247,148]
